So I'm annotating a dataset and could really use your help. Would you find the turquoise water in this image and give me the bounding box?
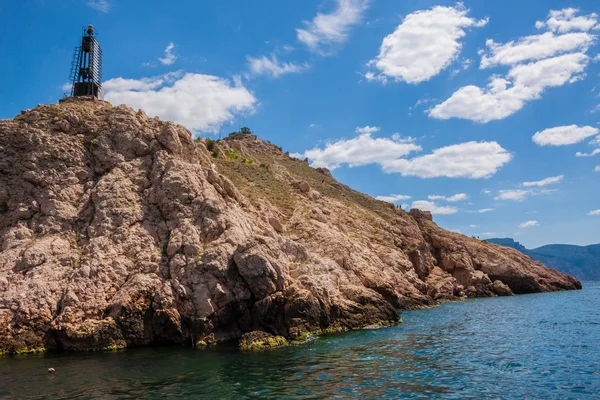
[1,282,599,399]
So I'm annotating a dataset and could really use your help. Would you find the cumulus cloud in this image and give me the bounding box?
[532,125,598,146]
[380,141,512,179]
[297,0,370,54]
[87,0,110,12]
[366,4,487,84]
[589,209,600,215]
[480,31,594,69]
[103,72,256,133]
[519,220,539,228]
[431,9,596,123]
[294,135,511,179]
[410,200,458,215]
[430,52,589,122]
[522,175,564,187]
[496,189,533,201]
[246,55,308,78]
[428,193,469,202]
[495,188,556,201]
[375,194,411,203]
[536,8,599,33]
[478,208,494,213]
[355,126,380,134]
[158,42,177,66]
[292,132,421,170]
[595,166,600,172]
[576,148,600,157]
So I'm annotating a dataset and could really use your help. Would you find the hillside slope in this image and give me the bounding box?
[0,99,580,354]
[487,239,600,281]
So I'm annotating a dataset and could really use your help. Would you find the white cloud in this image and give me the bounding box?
[522,175,564,187]
[519,220,539,228]
[87,0,110,12]
[481,189,491,195]
[480,31,594,69]
[428,193,469,202]
[158,42,177,66]
[375,194,411,203]
[294,135,510,178]
[538,8,599,33]
[432,9,596,123]
[589,209,600,215]
[292,133,421,170]
[470,224,479,228]
[381,141,512,179]
[595,166,600,172]
[478,208,494,213]
[367,4,487,84]
[576,148,600,157]
[309,123,319,128]
[495,188,556,201]
[297,0,370,54]
[496,189,532,201]
[355,126,380,134]
[532,125,598,146]
[246,55,308,78]
[103,72,257,133]
[410,200,458,215]
[430,52,589,123]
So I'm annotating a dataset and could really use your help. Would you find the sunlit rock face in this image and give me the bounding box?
[0,99,581,353]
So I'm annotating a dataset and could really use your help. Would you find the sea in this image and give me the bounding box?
[1,281,599,399]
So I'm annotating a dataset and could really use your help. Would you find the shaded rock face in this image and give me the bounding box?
[0,99,581,353]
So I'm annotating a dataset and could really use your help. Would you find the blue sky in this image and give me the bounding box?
[1,0,599,248]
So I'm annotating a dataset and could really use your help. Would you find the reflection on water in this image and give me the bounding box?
[1,282,599,399]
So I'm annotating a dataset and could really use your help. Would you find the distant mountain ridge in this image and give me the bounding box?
[486,239,600,281]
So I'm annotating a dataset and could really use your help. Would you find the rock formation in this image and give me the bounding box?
[0,99,581,353]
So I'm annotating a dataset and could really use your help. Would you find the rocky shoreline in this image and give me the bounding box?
[0,99,581,354]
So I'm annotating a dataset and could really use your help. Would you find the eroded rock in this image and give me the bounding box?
[0,99,581,354]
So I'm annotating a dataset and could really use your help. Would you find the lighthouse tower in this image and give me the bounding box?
[69,24,103,98]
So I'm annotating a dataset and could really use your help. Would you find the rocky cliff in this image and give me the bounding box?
[0,99,581,353]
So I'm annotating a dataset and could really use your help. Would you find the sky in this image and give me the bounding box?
[1,0,599,248]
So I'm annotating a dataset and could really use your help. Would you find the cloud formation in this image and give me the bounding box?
[532,125,598,146]
[430,9,595,123]
[411,200,458,215]
[87,0,110,12]
[295,136,511,179]
[293,132,421,170]
[366,4,487,84]
[104,72,256,133]
[381,141,511,178]
[355,126,380,134]
[428,193,469,202]
[246,55,308,78]
[297,0,370,54]
[589,209,600,215]
[522,175,564,187]
[158,42,177,66]
[375,194,411,203]
[536,8,599,33]
[495,188,556,201]
[519,220,539,228]
[430,53,589,123]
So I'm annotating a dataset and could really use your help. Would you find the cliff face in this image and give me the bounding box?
[0,100,581,353]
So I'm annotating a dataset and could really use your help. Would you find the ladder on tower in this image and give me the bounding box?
[68,46,82,96]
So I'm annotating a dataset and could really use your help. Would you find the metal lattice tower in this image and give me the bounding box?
[69,24,103,98]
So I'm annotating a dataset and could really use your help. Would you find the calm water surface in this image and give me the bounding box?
[1,282,599,399]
